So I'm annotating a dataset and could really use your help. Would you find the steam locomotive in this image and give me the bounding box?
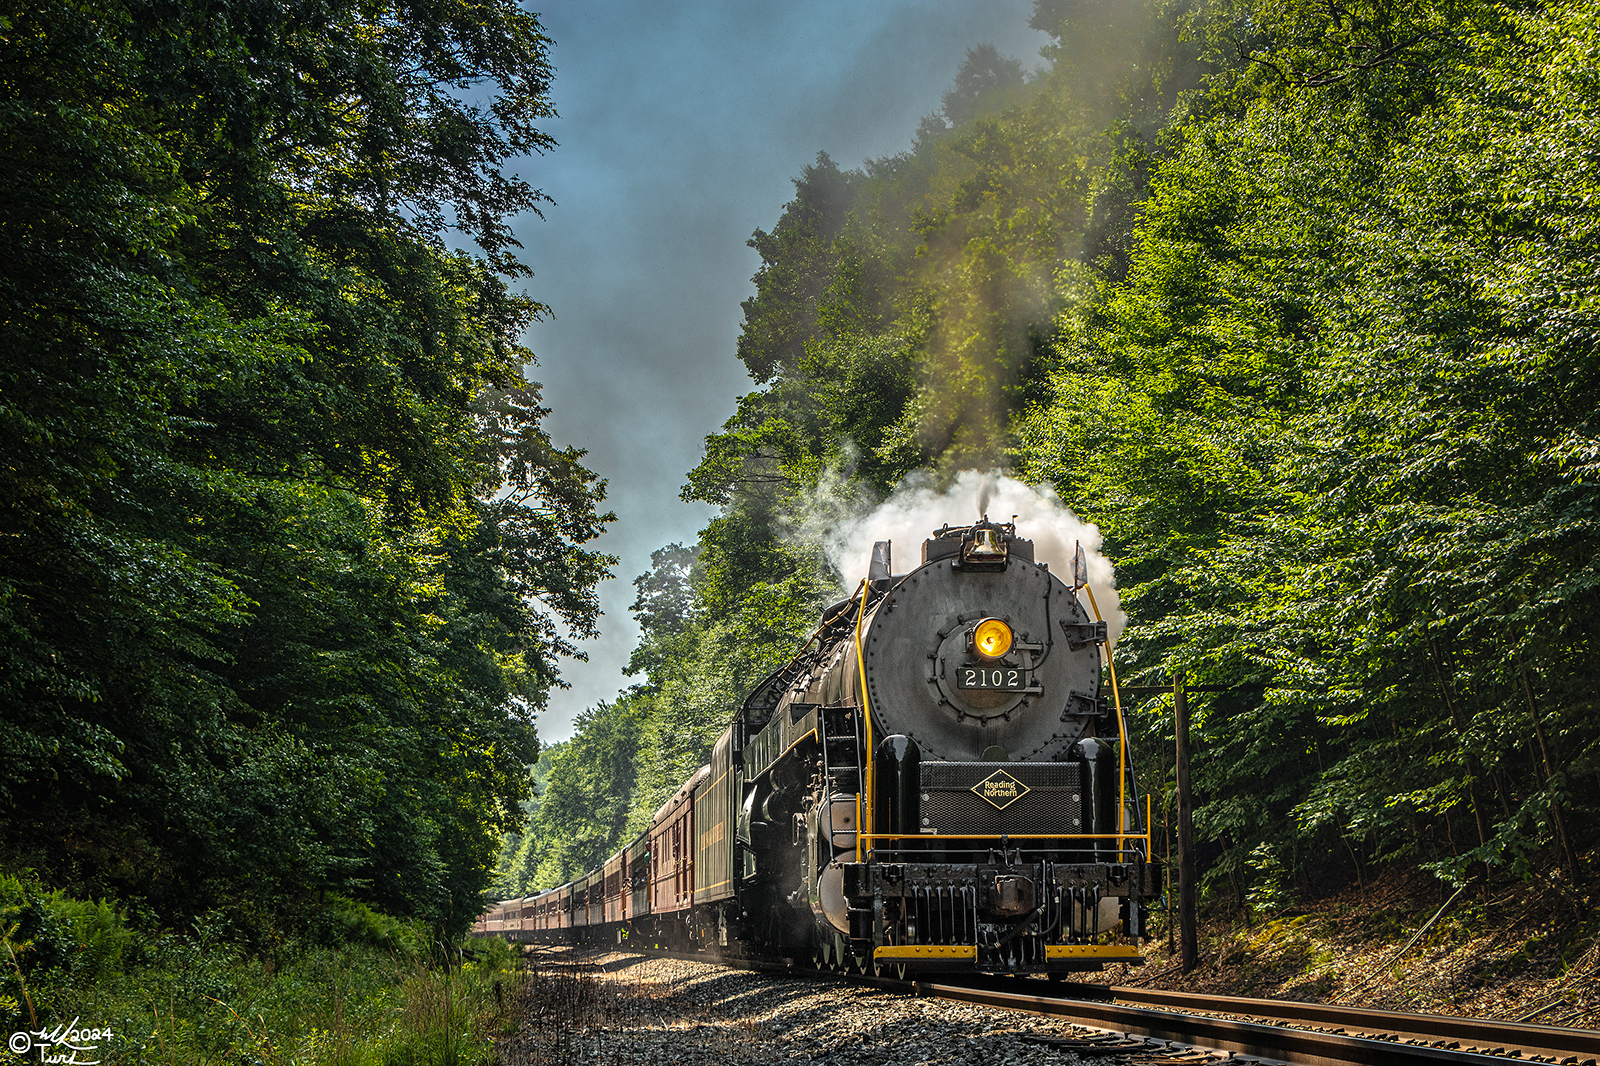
[475,518,1161,975]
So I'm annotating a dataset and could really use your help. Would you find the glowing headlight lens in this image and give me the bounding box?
[972,618,1013,660]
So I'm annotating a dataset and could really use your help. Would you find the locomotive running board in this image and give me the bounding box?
[874,944,1142,961]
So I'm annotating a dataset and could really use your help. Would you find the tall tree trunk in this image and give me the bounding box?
[1488,763,1514,820]
[1340,829,1364,889]
[1165,793,1175,954]
[1520,664,1582,887]
[1431,635,1490,900]
[1175,671,1198,974]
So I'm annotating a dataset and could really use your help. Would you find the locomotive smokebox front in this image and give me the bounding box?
[860,519,1107,764]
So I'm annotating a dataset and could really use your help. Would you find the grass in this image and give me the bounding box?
[1,872,527,1066]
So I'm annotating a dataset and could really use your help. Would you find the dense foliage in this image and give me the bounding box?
[0,0,612,934]
[506,0,1597,905]
[1018,0,1600,900]
[0,870,523,1063]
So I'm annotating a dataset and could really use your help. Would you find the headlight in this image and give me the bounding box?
[972,618,1013,660]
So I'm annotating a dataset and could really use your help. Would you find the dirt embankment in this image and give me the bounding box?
[1092,858,1599,1028]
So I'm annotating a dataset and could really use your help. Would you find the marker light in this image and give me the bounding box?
[972,618,1013,660]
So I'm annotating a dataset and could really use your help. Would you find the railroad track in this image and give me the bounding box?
[920,977,1600,1065]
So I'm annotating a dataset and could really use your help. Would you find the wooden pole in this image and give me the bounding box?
[1175,670,1198,973]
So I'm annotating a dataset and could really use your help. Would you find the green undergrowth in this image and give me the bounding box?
[0,871,524,1066]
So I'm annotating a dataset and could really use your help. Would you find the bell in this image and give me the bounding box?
[970,528,1004,556]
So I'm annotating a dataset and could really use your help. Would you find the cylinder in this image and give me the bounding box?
[1076,736,1118,861]
[874,733,921,860]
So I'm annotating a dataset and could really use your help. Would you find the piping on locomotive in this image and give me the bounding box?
[475,518,1163,975]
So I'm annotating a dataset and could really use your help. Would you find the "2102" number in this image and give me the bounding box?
[959,667,1028,690]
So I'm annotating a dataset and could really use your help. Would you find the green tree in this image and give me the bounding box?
[517,699,647,890]
[0,0,612,934]
[625,542,701,683]
[1020,0,1600,899]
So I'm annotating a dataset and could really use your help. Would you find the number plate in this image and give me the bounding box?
[957,666,1033,691]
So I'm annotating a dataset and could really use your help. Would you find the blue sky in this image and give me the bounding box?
[515,1,1050,741]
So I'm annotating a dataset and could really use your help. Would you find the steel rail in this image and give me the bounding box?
[916,980,1598,1065]
[1100,984,1600,1063]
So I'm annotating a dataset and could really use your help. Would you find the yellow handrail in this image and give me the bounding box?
[853,579,872,863]
[1081,583,1131,852]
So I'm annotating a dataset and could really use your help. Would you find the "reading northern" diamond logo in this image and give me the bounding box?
[971,769,1029,810]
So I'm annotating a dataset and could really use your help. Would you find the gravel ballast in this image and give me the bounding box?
[495,951,1110,1066]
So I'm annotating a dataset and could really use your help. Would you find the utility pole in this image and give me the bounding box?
[1174,670,1198,973]
[1124,674,1263,971]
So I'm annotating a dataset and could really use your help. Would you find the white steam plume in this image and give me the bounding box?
[824,470,1126,645]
